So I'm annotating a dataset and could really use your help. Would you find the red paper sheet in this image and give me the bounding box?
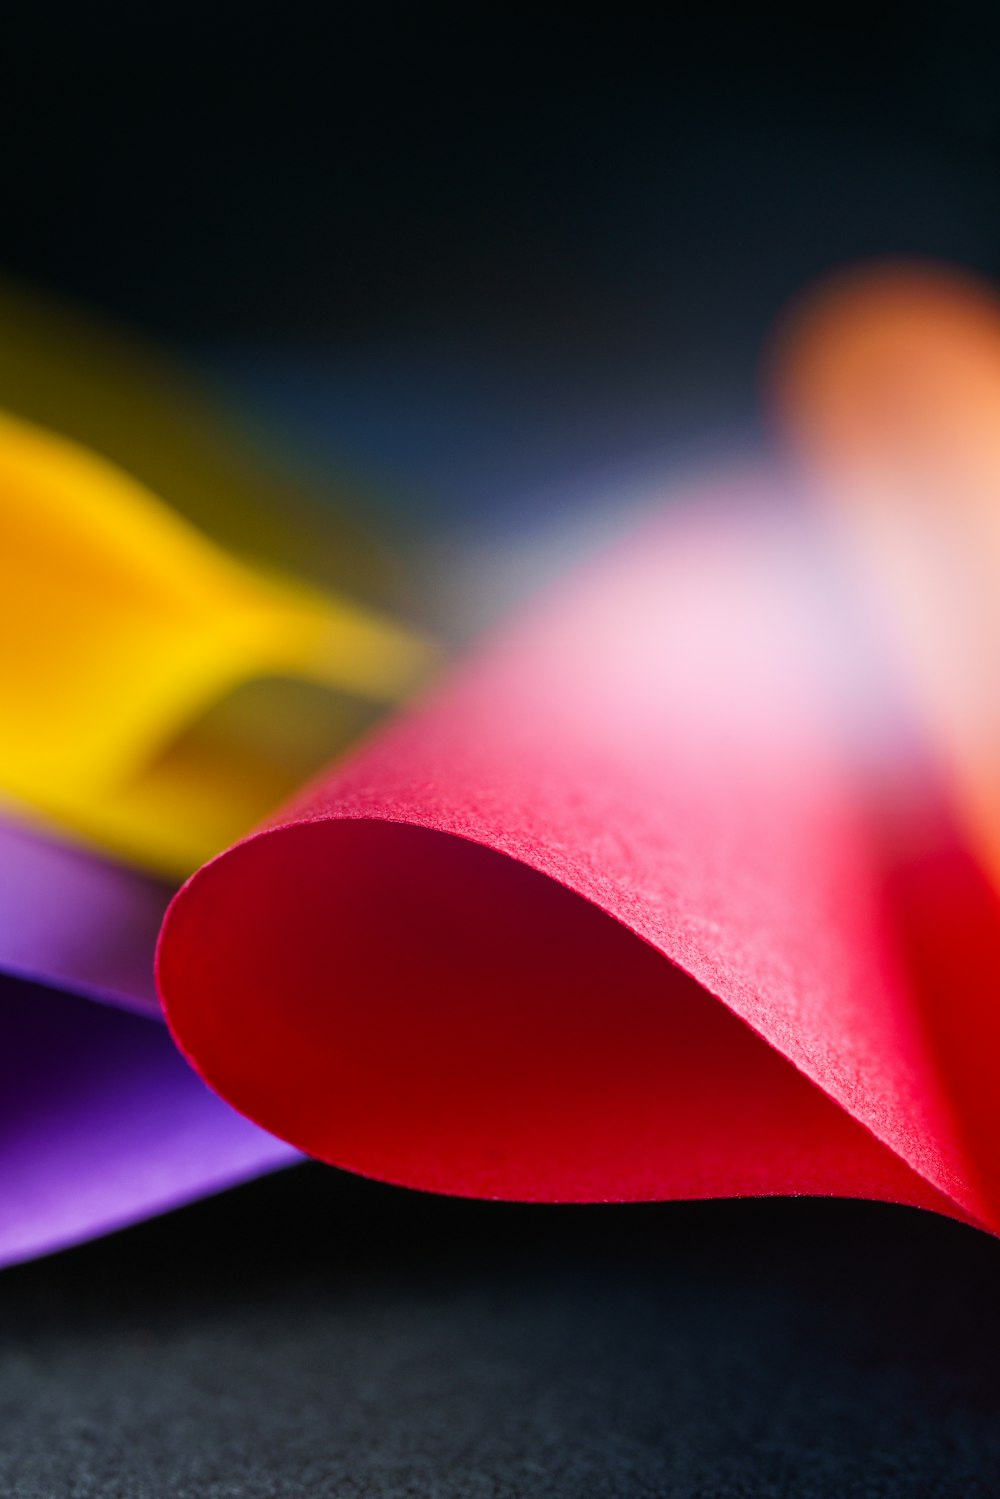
[157,478,1000,1233]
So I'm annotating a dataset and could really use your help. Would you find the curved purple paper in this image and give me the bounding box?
[0,816,298,1267]
[0,815,168,1016]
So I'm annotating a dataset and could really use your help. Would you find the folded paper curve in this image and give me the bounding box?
[158,484,1000,1233]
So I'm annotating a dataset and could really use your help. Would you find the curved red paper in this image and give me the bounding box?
[157,484,1000,1233]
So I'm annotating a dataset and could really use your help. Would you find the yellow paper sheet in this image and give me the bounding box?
[0,407,435,875]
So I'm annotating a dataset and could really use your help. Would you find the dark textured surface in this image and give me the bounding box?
[2,1166,999,1497]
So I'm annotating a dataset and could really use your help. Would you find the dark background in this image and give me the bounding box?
[5,4,1000,542]
[3,1171,999,1499]
[4,6,998,355]
[3,6,1000,1494]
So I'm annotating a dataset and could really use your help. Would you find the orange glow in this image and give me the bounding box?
[770,262,1000,896]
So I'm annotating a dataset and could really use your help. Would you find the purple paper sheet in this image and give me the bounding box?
[0,815,169,1016]
[0,816,298,1267]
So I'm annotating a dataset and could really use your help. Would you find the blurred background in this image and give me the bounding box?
[5,8,1000,1495]
[6,4,999,627]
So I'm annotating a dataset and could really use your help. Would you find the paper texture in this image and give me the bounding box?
[159,483,999,1233]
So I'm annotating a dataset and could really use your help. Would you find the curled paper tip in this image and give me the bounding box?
[157,485,1000,1235]
[10,265,1000,1265]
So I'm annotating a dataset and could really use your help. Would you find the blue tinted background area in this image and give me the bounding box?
[204,342,747,634]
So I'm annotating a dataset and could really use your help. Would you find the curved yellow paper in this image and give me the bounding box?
[0,407,436,875]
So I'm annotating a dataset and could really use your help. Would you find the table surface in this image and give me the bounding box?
[2,1165,997,1498]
